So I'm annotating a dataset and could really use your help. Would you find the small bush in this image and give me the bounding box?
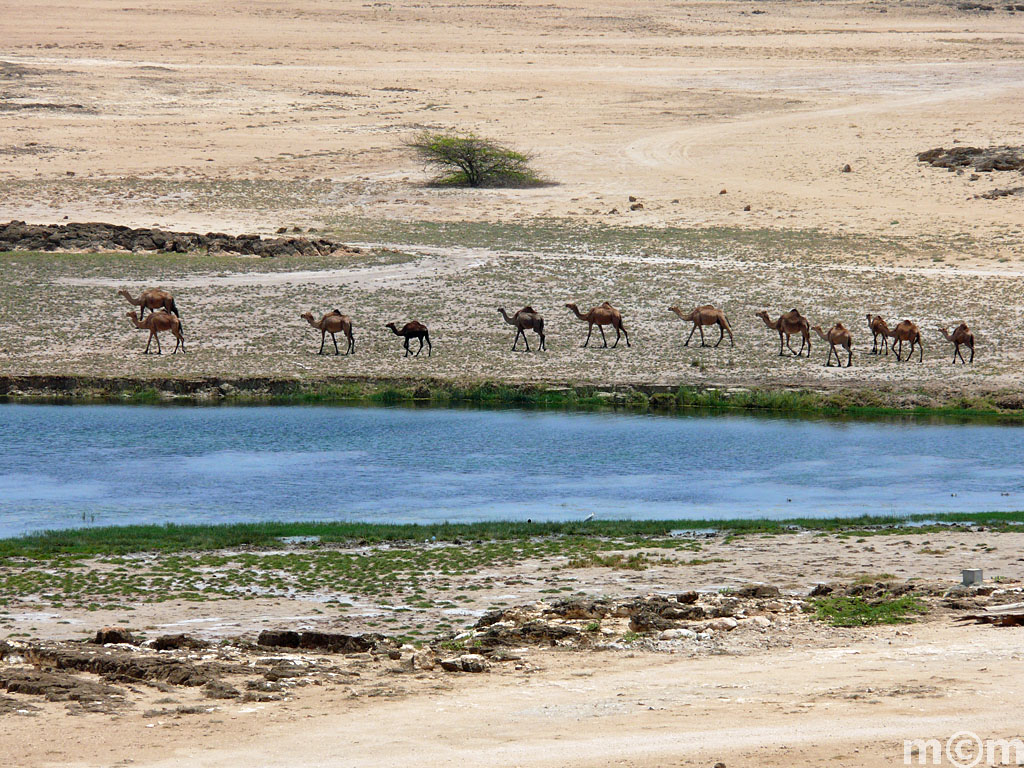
[812,594,927,626]
[407,131,545,187]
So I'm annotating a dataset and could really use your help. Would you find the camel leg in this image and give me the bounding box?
[611,325,620,349]
[599,325,608,348]
[684,324,697,346]
[621,324,629,347]
[523,331,531,352]
[403,337,410,357]
[415,336,424,356]
[846,343,852,367]
[143,330,153,354]
[968,344,974,364]
[583,324,592,348]
[511,329,519,351]
[425,333,431,356]
[917,339,923,363]
[699,325,707,347]
[538,331,546,351]
[330,332,339,355]
[318,331,326,355]
[714,325,725,348]
[778,331,786,356]
[172,333,181,354]
[154,331,162,355]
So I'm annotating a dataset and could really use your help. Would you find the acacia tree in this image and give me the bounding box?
[407,131,543,187]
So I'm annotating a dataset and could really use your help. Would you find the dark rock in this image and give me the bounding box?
[474,610,506,629]
[676,592,699,604]
[917,146,1024,173]
[743,204,751,211]
[93,626,135,645]
[257,630,300,648]
[711,598,741,618]
[257,629,384,654]
[629,202,644,210]
[842,164,852,173]
[629,610,675,633]
[24,644,224,687]
[202,680,240,699]
[476,620,580,648]
[624,596,705,621]
[545,597,613,620]
[152,634,207,651]
[809,584,833,597]
[0,668,123,703]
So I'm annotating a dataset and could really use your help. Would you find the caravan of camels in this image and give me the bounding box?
[118,289,975,366]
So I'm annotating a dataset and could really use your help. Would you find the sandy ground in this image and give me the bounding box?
[1,0,1023,249]
[3,529,1024,767]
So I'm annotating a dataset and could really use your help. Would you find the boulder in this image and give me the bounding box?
[93,627,135,645]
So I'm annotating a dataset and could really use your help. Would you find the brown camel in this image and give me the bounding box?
[565,302,629,348]
[669,305,733,347]
[811,323,853,368]
[302,309,354,355]
[118,288,179,320]
[866,314,890,356]
[126,310,184,354]
[887,319,924,362]
[385,321,431,357]
[938,322,974,364]
[498,306,546,352]
[756,309,811,357]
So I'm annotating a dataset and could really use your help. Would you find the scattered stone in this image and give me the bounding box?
[628,195,639,202]
[0,668,124,705]
[545,597,613,620]
[257,630,384,654]
[475,620,580,648]
[809,584,834,597]
[24,644,226,687]
[842,164,852,173]
[629,202,644,210]
[975,186,1024,199]
[719,189,727,194]
[93,626,135,645]
[711,598,741,618]
[708,617,739,632]
[441,654,489,673]
[658,628,698,641]
[675,592,699,605]
[0,694,39,715]
[743,204,751,211]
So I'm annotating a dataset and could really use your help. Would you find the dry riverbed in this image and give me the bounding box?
[3,528,1024,767]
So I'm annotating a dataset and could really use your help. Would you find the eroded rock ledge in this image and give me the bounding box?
[0,220,361,258]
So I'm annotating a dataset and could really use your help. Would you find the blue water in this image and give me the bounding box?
[0,404,1022,538]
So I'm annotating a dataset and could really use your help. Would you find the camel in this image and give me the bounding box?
[565,302,629,348]
[756,309,811,357]
[866,314,890,355]
[118,288,179,320]
[811,323,853,368]
[302,309,354,355]
[887,319,924,362]
[385,321,431,357]
[938,322,974,364]
[126,310,184,354]
[498,306,545,352]
[669,305,733,347]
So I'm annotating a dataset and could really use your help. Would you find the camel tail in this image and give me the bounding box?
[536,317,545,334]
[168,298,180,317]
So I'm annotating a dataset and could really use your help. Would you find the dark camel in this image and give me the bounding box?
[811,323,853,367]
[118,288,179,320]
[498,306,546,351]
[565,302,629,348]
[386,321,431,357]
[302,309,354,355]
[866,314,890,355]
[887,320,924,362]
[757,309,811,357]
[938,323,974,364]
[668,305,733,347]
[126,310,184,354]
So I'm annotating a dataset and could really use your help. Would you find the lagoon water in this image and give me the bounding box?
[1,403,1023,538]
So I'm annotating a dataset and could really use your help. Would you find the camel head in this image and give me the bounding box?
[756,310,770,323]
[811,325,823,334]
[384,322,397,331]
[668,305,680,315]
[564,303,576,311]
[301,311,315,325]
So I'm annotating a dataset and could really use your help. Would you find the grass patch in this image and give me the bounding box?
[811,594,928,627]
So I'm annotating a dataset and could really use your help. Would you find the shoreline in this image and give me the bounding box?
[4,512,1024,556]
[2,374,1024,422]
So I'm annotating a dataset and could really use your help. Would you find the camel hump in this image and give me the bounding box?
[600,301,613,307]
[520,305,536,314]
[331,309,342,315]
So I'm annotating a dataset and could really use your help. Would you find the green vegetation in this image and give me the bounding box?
[2,511,1023,558]
[811,594,929,627]
[407,131,545,188]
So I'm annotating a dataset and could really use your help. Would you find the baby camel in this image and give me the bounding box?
[938,322,975,364]
[565,302,629,348]
[669,305,733,347]
[118,288,179,320]
[498,306,546,351]
[866,314,890,355]
[756,309,811,357]
[385,321,431,357]
[126,310,184,354]
[302,309,354,355]
[812,323,853,368]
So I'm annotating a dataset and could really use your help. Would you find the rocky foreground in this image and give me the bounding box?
[1,577,1019,719]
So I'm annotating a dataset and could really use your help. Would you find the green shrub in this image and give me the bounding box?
[407,131,545,188]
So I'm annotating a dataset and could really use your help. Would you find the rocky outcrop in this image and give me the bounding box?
[917,146,1024,173]
[0,220,361,258]
[256,629,386,654]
